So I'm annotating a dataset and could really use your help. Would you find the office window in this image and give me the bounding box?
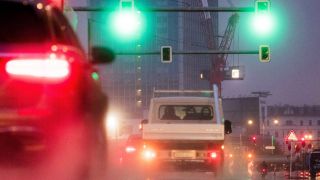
[317,120,320,126]
[309,120,312,126]
[300,120,303,126]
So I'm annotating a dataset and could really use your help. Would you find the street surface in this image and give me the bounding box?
[107,166,288,180]
[106,142,291,180]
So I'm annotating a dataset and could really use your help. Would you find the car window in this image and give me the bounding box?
[0,2,50,43]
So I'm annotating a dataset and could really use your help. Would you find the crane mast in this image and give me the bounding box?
[205,13,239,96]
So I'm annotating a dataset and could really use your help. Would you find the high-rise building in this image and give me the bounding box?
[89,0,219,118]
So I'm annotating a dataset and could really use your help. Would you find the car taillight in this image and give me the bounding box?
[210,152,217,159]
[142,149,156,160]
[125,146,136,153]
[5,58,70,80]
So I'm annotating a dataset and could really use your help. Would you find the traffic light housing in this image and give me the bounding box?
[161,46,172,63]
[259,45,270,62]
[252,0,274,36]
[255,0,270,13]
[120,0,134,11]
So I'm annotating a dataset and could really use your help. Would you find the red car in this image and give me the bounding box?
[0,1,113,180]
[120,134,144,166]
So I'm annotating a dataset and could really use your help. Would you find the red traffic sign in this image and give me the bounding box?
[287,130,298,141]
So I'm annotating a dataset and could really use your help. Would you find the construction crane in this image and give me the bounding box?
[201,0,239,96]
[211,13,239,96]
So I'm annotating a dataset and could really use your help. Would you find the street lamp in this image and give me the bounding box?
[106,113,119,139]
[273,119,279,125]
[248,120,253,125]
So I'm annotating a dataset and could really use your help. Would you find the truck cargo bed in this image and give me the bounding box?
[143,124,224,140]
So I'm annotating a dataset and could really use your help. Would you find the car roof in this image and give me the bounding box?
[0,1,83,51]
[0,1,51,44]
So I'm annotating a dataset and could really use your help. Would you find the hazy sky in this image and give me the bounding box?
[219,0,320,106]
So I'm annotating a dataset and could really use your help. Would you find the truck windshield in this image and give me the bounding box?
[159,105,213,120]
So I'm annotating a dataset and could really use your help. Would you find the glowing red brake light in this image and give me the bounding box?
[125,146,136,153]
[6,58,70,79]
[210,152,217,159]
[142,149,156,160]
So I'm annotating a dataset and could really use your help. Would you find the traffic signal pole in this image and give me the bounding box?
[290,141,293,179]
[72,6,254,12]
[115,50,259,55]
[78,3,265,100]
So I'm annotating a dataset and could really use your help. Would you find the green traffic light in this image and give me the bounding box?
[251,13,275,36]
[252,0,275,37]
[111,10,141,38]
[256,1,270,13]
[259,45,270,62]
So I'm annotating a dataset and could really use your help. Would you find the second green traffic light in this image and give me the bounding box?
[259,45,270,62]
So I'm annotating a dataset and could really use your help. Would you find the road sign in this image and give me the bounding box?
[265,146,275,150]
[287,131,297,179]
[287,130,298,141]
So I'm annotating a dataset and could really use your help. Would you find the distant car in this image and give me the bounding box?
[120,134,143,166]
[0,1,113,180]
[308,149,320,178]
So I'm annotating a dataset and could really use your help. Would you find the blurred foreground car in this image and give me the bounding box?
[0,1,114,180]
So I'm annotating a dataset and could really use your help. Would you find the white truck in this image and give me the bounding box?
[140,90,232,173]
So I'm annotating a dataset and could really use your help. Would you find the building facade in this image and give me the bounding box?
[265,105,320,152]
[223,96,265,136]
[90,0,219,118]
[222,96,268,149]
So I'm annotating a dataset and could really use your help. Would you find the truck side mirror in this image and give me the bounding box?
[224,120,232,134]
[139,119,148,131]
